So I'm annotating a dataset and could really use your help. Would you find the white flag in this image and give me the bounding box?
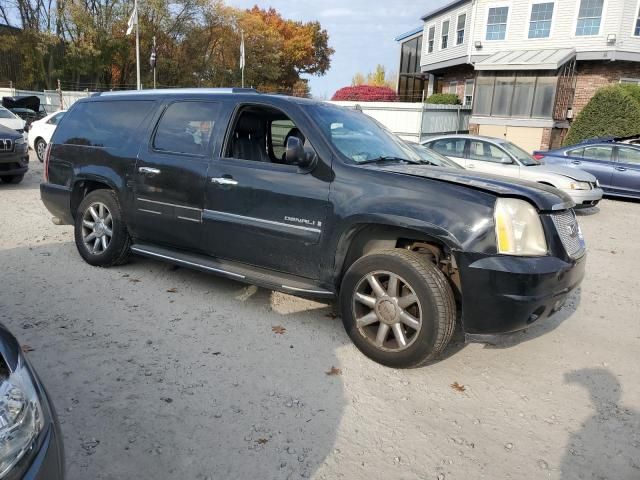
[239,32,245,70]
[126,6,138,36]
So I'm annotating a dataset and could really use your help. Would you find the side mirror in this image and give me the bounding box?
[500,156,514,165]
[285,136,314,168]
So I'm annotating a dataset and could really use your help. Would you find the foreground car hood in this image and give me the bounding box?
[371,164,574,211]
[534,164,596,182]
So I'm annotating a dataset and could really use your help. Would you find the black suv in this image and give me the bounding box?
[0,123,28,184]
[40,89,586,368]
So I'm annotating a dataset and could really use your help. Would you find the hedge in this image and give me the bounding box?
[425,93,461,105]
[564,85,640,145]
[331,85,399,102]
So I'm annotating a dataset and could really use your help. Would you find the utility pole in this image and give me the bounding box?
[57,79,64,110]
[135,0,141,90]
[152,36,157,89]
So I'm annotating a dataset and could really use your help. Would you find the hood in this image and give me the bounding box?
[369,164,574,211]
[536,164,596,182]
[0,117,24,131]
[0,123,22,139]
[2,95,40,111]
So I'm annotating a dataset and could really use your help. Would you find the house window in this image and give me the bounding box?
[448,81,458,95]
[486,6,509,40]
[441,20,450,49]
[427,26,435,53]
[635,7,640,36]
[457,14,466,44]
[576,0,603,36]
[464,79,475,106]
[529,2,554,38]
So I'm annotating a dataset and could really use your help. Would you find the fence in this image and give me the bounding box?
[328,101,472,142]
[0,85,91,111]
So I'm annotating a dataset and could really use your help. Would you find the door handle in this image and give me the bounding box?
[571,161,582,165]
[139,167,161,175]
[615,166,627,171]
[211,177,239,186]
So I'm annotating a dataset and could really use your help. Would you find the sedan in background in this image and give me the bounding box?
[424,135,603,208]
[405,141,465,169]
[0,323,64,478]
[28,111,66,162]
[0,107,27,142]
[533,139,640,199]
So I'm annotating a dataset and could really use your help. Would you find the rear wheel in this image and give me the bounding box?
[35,138,47,162]
[0,174,24,184]
[74,190,131,267]
[340,249,456,368]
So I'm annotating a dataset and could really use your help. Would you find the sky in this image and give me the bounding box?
[225,0,449,99]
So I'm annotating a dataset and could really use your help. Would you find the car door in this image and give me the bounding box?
[570,145,615,189]
[613,146,640,197]
[133,100,221,252]
[467,139,521,177]
[202,103,331,280]
[427,138,467,167]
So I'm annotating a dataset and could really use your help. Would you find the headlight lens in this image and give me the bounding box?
[494,198,548,256]
[0,360,43,478]
[13,137,25,146]
[569,181,591,190]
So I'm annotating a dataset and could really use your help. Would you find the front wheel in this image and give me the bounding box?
[35,138,47,162]
[340,249,456,368]
[74,190,131,267]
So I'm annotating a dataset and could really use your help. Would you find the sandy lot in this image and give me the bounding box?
[0,155,639,480]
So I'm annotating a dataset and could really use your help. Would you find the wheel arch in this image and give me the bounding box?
[70,178,117,219]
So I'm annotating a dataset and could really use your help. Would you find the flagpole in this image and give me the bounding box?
[135,0,141,90]
[152,36,156,89]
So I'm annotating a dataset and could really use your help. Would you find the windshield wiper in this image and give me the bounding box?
[358,156,421,165]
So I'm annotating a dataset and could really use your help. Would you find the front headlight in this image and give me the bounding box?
[0,359,43,478]
[569,181,591,190]
[494,198,548,256]
[13,137,25,146]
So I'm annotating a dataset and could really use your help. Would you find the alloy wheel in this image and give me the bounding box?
[81,202,113,254]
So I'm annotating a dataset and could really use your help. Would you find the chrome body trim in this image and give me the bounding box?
[280,285,332,295]
[139,208,162,215]
[137,197,202,211]
[203,209,322,234]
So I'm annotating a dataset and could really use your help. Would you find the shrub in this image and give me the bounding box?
[564,85,640,145]
[426,93,461,105]
[331,85,399,102]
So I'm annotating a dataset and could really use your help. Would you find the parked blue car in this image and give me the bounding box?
[533,138,640,199]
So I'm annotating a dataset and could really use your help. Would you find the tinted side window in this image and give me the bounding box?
[469,141,505,163]
[47,112,64,125]
[431,139,466,157]
[153,101,219,156]
[566,147,584,158]
[54,100,155,148]
[582,146,612,161]
[271,119,295,160]
[617,147,640,165]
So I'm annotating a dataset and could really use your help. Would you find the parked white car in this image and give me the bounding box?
[27,110,66,162]
[0,106,27,142]
[423,135,604,208]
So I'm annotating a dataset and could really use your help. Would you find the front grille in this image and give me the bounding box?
[0,139,13,152]
[552,210,586,259]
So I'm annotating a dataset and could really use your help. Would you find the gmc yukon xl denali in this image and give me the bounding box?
[40,89,586,368]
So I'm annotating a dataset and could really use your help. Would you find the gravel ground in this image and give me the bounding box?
[0,155,639,480]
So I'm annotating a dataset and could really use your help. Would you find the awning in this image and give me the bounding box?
[474,48,576,71]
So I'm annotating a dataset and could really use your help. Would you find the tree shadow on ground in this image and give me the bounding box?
[560,368,640,479]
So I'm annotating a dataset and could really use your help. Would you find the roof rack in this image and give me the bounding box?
[96,88,258,97]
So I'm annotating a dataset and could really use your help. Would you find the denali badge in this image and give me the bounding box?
[284,216,322,228]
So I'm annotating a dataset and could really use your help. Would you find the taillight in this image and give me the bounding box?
[533,153,545,160]
[43,143,52,182]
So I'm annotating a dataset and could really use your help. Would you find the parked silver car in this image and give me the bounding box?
[423,135,603,208]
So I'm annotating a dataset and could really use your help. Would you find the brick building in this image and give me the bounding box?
[396,0,640,151]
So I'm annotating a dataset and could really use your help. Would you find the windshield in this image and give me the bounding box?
[306,104,421,164]
[408,143,464,169]
[0,108,16,119]
[501,141,540,166]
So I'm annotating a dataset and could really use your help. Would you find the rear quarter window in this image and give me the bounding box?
[53,100,156,149]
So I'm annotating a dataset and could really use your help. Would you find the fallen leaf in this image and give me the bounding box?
[325,312,338,319]
[121,273,130,278]
[272,325,286,335]
[451,382,466,393]
[255,438,268,445]
[21,345,34,353]
[326,366,342,376]
[129,278,141,283]
[166,288,178,293]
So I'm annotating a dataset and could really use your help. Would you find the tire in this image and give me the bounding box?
[35,138,47,162]
[340,248,456,368]
[74,189,131,267]
[0,174,24,184]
